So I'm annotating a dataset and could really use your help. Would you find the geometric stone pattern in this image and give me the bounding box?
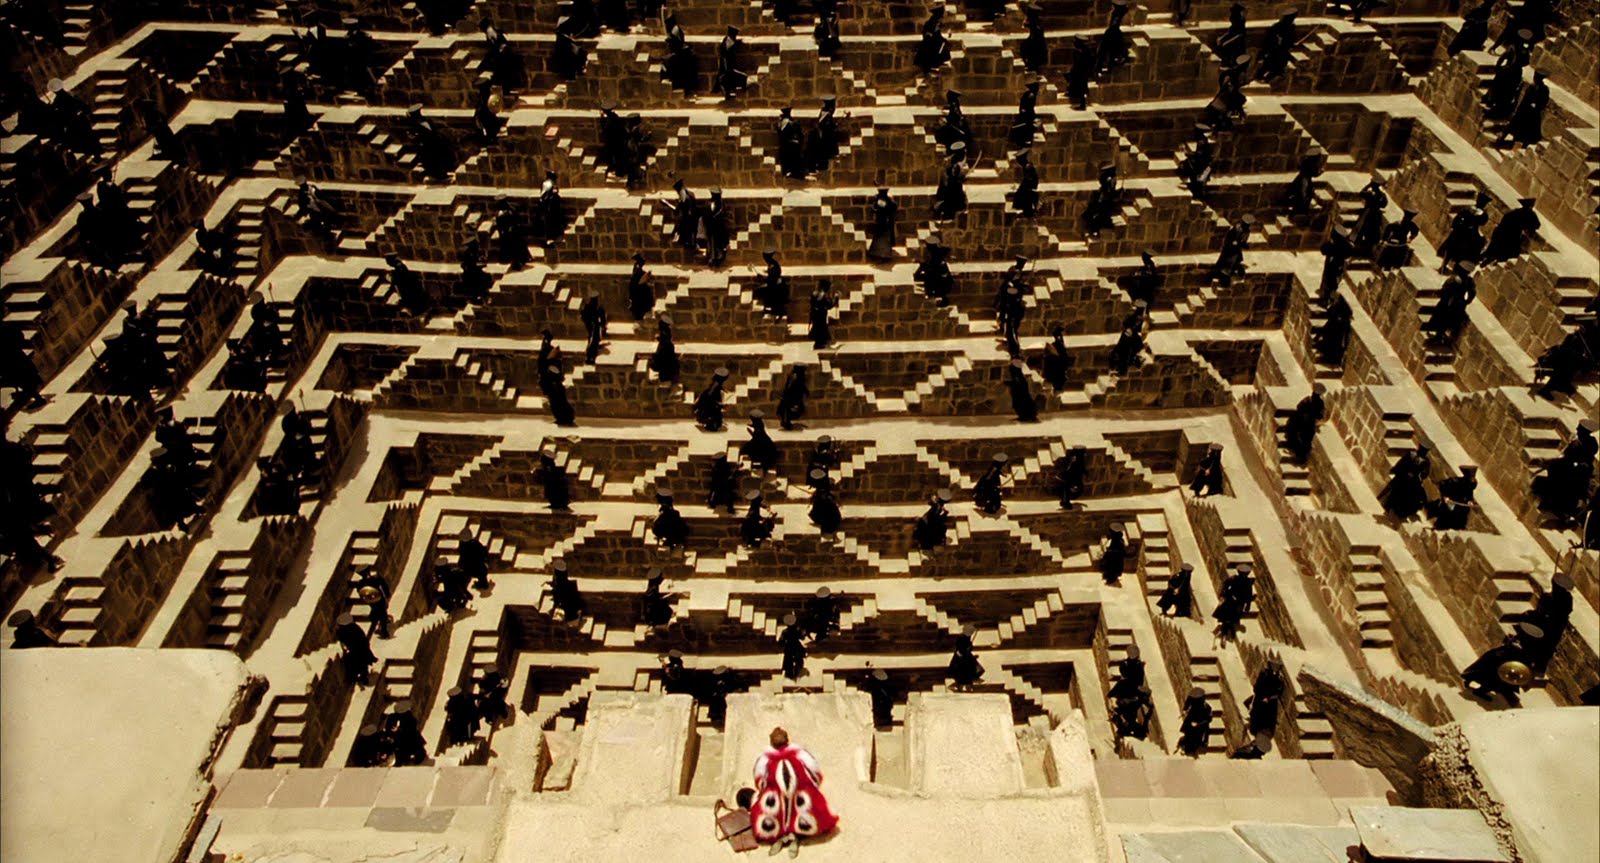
[1,0,1596,858]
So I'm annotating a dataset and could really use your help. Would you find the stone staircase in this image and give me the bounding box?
[1137,512,1178,605]
[88,71,131,153]
[202,552,254,650]
[52,575,106,646]
[256,694,314,764]
[1380,409,1418,469]
[1304,295,1348,379]
[1348,545,1393,648]
[1272,407,1314,496]
[1293,688,1336,759]
[1187,652,1228,755]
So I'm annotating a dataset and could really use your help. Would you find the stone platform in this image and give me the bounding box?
[1,0,1598,861]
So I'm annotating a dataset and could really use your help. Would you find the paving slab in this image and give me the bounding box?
[1456,708,1600,863]
[1123,830,1266,863]
[572,692,695,805]
[1351,806,1511,862]
[1233,823,1359,863]
[907,692,1026,798]
[0,649,251,863]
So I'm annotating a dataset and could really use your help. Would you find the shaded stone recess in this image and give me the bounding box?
[0,0,1597,861]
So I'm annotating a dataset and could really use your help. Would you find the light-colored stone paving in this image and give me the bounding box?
[1,2,1597,862]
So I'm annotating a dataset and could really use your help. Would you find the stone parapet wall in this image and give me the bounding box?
[1300,665,1434,804]
[1402,528,1523,651]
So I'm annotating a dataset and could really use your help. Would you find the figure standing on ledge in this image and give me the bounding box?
[973,452,1009,514]
[779,613,808,680]
[809,469,842,533]
[1021,3,1047,71]
[652,487,690,548]
[1057,445,1088,508]
[750,727,839,850]
[1099,523,1127,585]
[1375,209,1419,269]
[776,365,809,431]
[706,452,739,513]
[1430,465,1478,530]
[948,626,984,687]
[1319,226,1353,301]
[1448,0,1494,54]
[742,409,780,471]
[740,489,775,546]
[1209,214,1254,285]
[1157,564,1195,618]
[550,559,587,620]
[1380,445,1432,521]
[694,367,731,431]
[1482,197,1539,262]
[1314,290,1353,367]
[1007,359,1039,422]
[1426,263,1477,346]
[809,280,836,349]
[1350,177,1387,256]
[1067,35,1094,110]
[1253,11,1297,81]
[1177,687,1212,756]
[1011,151,1040,217]
[715,27,748,98]
[915,234,952,303]
[868,186,899,262]
[1499,69,1549,147]
[1284,384,1326,462]
[661,13,698,92]
[1438,192,1490,272]
[1042,323,1072,389]
[535,450,571,511]
[913,488,953,550]
[336,612,377,685]
[1190,443,1226,497]
[914,8,951,72]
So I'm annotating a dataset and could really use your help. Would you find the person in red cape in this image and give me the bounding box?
[750,726,838,854]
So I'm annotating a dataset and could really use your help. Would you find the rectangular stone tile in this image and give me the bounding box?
[1145,758,1209,798]
[1147,796,1230,827]
[212,769,287,809]
[1233,824,1360,863]
[1352,806,1510,862]
[1124,830,1266,863]
[1204,763,1263,798]
[430,766,498,808]
[1248,761,1325,798]
[267,768,339,808]
[1308,760,1370,799]
[374,766,440,808]
[1101,797,1152,824]
[1223,796,1293,823]
[1095,760,1151,798]
[324,768,388,808]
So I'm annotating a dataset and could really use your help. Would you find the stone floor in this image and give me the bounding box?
[1,0,1597,861]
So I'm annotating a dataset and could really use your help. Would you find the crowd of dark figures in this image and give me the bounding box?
[2,0,1599,763]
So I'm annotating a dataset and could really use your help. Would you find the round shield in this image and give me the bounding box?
[1497,660,1532,688]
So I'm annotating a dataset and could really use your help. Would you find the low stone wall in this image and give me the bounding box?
[1473,253,1592,362]
[94,533,198,646]
[1325,385,1390,496]
[1292,511,1362,647]
[299,502,423,657]
[1402,529,1522,651]
[1299,665,1434,804]
[1381,549,1460,686]
[46,395,155,532]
